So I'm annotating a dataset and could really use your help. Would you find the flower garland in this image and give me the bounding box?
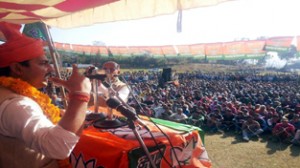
[0,76,61,124]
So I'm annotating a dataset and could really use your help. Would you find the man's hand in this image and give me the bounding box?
[49,64,91,94]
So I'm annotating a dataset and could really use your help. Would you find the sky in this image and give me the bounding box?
[50,0,300,46]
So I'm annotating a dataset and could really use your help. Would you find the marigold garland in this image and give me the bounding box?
[0,76,61,124]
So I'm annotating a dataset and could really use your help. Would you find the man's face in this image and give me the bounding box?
[103,62,119,78]
[20,55,53,89]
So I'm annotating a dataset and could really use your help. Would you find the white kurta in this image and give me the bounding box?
[0,87,79,167]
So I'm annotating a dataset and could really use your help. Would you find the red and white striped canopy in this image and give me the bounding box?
[0,0,234,28]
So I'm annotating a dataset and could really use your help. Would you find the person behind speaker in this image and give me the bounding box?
[97,61,130,107]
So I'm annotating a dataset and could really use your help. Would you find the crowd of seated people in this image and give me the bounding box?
[49,68,300,145]
[123,70,300,145]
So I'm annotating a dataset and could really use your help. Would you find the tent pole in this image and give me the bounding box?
[41,22,68,108]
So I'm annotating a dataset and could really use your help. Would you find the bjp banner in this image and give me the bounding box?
[149,46,164,58]
[54,42,64,50]
[83,45,92,55]
[134,46,164,58]
[90,46,100,55]
[128,46,143,56]
[161,45,177,57]
[244,40,266,59]
[70,115,211,168]
[264,36,294,52]
[54,42,73,52]
[72,44,87,54]
[98,46,109,57]
[118,46,131,57]
[205,43,224,60]
[176,45,192,57]
[63,43,73,52]
[107,46,120,56]
[189,44,206,59]
[222,41,246,60]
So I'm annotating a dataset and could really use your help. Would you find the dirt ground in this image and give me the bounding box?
[204,132,300,168]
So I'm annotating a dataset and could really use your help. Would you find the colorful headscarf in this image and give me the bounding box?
[0,22,45,68]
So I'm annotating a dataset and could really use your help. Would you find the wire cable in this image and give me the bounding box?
[120,75,183,168]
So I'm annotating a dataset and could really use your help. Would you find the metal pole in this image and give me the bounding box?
[128,121,157,168]
[92,79,99,113]
[41,22,68,108]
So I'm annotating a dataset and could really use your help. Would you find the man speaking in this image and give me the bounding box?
[97,61,130,107]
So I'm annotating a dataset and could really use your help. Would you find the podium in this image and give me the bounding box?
[70,111,211,168]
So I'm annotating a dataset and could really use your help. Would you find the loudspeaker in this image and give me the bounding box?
[162,68,172,82]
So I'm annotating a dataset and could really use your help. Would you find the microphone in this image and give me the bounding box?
[85,73,118,81]
[84,66,107,81]
[106,98,148,129]
[85,74,107,81]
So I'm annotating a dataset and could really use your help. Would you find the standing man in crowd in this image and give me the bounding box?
[0,22,91,167]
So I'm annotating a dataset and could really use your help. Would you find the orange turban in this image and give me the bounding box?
[0,22,45,68]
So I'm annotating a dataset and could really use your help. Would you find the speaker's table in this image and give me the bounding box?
[70,114,211,168]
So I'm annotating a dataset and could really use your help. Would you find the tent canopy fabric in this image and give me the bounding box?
[0,0,234,29]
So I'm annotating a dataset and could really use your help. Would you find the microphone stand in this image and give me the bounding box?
[92,78,99,113]
[93,74,127,129]
[127,119,157,168]
[106,75,113,119]
[119,75,147,115]
[105,97,156,167]
[85,68,106,123]
[117,76,156,167]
